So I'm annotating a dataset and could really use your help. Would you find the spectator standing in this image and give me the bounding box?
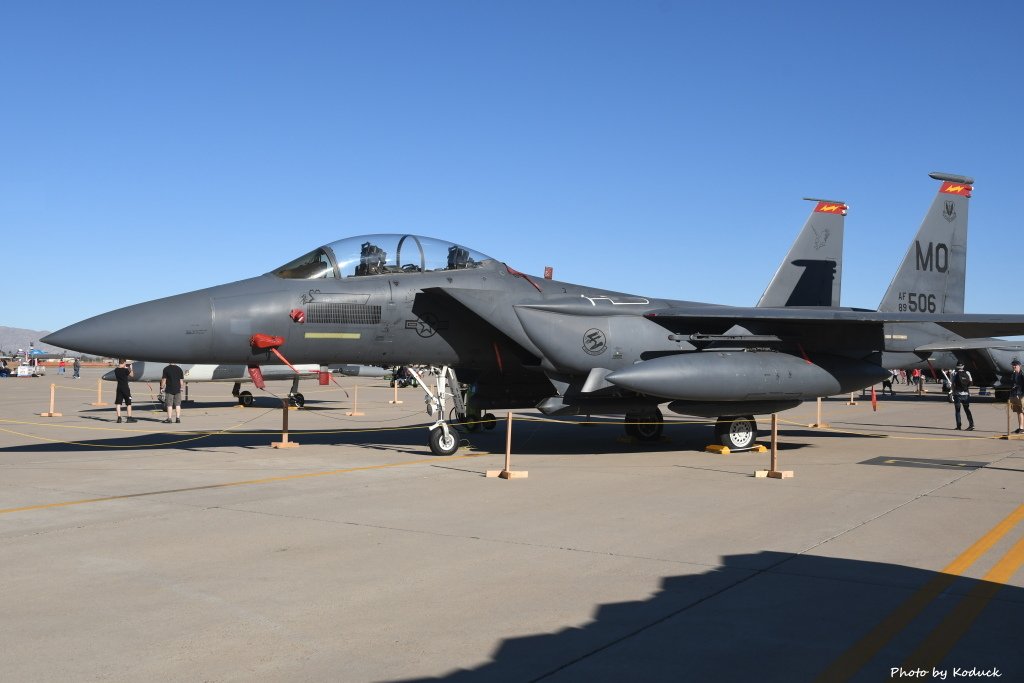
[160,362,185,423]
[114,359,137,423]
[1008,359,1024,434]
[947,363,975,431]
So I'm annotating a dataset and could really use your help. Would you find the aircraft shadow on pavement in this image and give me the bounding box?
[397,551,1023,682]
[2,418,852,456]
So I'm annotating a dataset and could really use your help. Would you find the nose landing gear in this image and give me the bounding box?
[407,366,468,456]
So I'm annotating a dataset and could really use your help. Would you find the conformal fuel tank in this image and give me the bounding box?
[604,351,889,402]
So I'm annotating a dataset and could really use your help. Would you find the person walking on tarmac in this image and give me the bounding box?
[114,359,137,423]
[1008,359,1024,434]
[947,363,975,431]
[160,362,185,423]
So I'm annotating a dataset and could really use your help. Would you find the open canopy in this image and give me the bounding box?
[272,234,496,280]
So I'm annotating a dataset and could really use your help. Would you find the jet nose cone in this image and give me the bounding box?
[42,291,214,362]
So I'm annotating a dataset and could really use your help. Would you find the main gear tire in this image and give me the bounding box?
[716,415,757,450]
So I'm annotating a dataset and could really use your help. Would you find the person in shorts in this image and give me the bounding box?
[160,362,185,423]
[114,359,137,423]
[1009,359,1024,434]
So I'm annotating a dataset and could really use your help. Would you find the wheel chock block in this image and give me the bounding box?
[757,469,793,478]
[487,470,527,479]
[707,444,766,454]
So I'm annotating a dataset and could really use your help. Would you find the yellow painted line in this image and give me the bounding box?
[903,535,1024,671]
[304,332,361,340]
[0,451,489,515]
[815,503,1024,682]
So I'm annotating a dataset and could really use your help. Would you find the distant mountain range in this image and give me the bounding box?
[0,326,62,355]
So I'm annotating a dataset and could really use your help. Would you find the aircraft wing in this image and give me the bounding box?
[642,306,1024,338]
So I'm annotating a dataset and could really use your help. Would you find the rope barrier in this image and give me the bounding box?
[6,389,1017,449]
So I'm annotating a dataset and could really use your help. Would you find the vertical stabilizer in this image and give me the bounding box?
[757,199,846,307]
[878,173,972,314]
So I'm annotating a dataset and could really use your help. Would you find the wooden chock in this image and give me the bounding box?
[271,399,300,448]
[346,385,365,416]
[808,397,830,428]
[91,378,109,406]
[39,383,63,417]
[486,412,528,479]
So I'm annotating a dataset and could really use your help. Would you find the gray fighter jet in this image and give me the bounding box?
[44,219,1024,454]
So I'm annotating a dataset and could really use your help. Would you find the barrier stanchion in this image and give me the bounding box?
[1000,401,1024,440]
[756,414,792,479]
[389,383,403,405]
[271,399,300,448]
[91,378,109,406]
[808,397,829,428]
[487,412,527,479]
[846,392,858,406]
[39,383,63,417]
[346,385,365,416]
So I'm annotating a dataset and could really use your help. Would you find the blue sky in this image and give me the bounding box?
[3,1,1022,333]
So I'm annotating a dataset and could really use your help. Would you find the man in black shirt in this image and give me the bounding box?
[160,362,186,423]
[1008,359,1024,434]
[114,359,137,423]
[947,363,975,431]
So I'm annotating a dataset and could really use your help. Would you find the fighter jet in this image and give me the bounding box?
[101,362,387,407]
[44,220,1024,454]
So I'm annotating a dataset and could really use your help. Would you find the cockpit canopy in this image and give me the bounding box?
[272,234,496,280]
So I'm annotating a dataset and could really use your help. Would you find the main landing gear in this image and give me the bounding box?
[407,366,472,456]
[232,382,255,407]
[623,409,664,441]
[231,381,304,407]
[714,415,758,450]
